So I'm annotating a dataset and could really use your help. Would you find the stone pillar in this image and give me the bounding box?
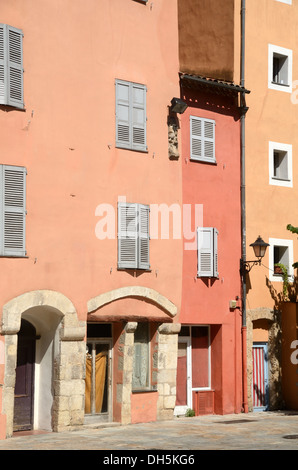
[156,323,181,420]
[117,322,137,425]
[52,318,86,432]
[2,334,18,438]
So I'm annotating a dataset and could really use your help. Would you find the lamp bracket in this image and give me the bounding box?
[240,258,262,275]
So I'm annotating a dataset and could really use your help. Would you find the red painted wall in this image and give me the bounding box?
[179,87,243,414]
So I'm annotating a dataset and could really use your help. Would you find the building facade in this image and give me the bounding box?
[0,0,183,439]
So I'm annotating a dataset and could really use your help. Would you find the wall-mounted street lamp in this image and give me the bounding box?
[169,97,188,114]
[240,236,269,274]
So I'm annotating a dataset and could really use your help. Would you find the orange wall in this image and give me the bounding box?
[244,0,298,309]
[0,0,182,321]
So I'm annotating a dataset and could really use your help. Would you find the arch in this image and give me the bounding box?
[87,286,177,318]
[1,290,86,437]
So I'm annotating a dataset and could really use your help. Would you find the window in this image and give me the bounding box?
[132,322,150,391]
[190,116,216,163]
[0,24,24,109]
[197,227,218,278]
[269,142,292,187]
[0,165,26,257]
[118,202,150,270]
[115,79,147,152]
[268,44,292,93]
[269,238,294,281]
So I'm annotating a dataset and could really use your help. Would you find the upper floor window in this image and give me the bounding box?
[115,79,147,152]
[197,227,218,278]
[118,202,150,270]
[269,141,292,187]
[190,116,216,163]
[269,237,294,282]
[268,44,292,93]
[0,164,26,257]
[0,24,24,109]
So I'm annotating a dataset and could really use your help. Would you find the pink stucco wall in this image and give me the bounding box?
[179,87,243,414]
[0,0,181,430]
[0,0,182,319]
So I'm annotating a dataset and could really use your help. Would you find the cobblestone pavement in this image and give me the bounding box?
[0,411,298,451]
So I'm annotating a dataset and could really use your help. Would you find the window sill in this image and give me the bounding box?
[190,157,217,165]
[271,81,290,87]
[271,176,291,182]
[132,387,157,394]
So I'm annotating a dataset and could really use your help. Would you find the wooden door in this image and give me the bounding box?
[13,320,36,431]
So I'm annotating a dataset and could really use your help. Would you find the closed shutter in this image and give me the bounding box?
[118,202,138,269]
[116,80,147,151]
[197,227,218,278]
[0,165,26,256]
[190,116,215,163]
[132,83,147,151]
[0,24,23,109]
[116,80,131,149]
[118,202,150,269]
[138,204,150,270]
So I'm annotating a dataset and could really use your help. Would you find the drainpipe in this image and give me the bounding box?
[240,0,249,414]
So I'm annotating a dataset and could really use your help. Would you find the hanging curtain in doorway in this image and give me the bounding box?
[85,352,107,414]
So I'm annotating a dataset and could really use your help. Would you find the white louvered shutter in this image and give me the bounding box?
[116,80,131,149]
[0,24,23,109]
[132,83,147,152]
[197,227,214,277]
[190,116,215,163]
[0,165,26,256]
[116,80,147,151]
[7,25,23,108]
[213,228,219,278]
[118,202,138,269]
[138,204,150,270]
[0,25,6,105]
[190,116,203,160]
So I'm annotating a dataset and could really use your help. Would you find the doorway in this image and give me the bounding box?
[252,342,269,411]
[85,323,112,422]
[13,319,37,431]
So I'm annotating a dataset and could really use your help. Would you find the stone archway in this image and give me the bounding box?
[247,307,282,411]
[1,290,86,437]
[87,286,180,424]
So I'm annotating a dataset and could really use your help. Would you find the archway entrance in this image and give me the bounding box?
[13,319,37,431]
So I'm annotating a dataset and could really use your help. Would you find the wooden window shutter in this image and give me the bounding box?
[0,165,26,256]
[190,116,215,163]
[213,228,219,278]
[132,83,147,151]
[0,24,24,109]
[138,204,150,270]
[197,227,218,277]
[116,80,147,151]
[118,202,138,269]
[116,80,131,149]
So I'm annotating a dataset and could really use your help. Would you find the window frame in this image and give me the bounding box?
[269,237,294,282]
[197,227,219,278]
[132,322,151,392]
[0,164,26,257]
[190,115,216,164]
[117,202,150,270]
[0,23,24,109]
[269,141,292,187]
[115,79,147,152]
[275,0,292,5]
[268,44,292,93]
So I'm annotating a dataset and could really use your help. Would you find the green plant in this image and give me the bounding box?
[287,224,298,269]
[185,408,195,417]
[274,263,289,299]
